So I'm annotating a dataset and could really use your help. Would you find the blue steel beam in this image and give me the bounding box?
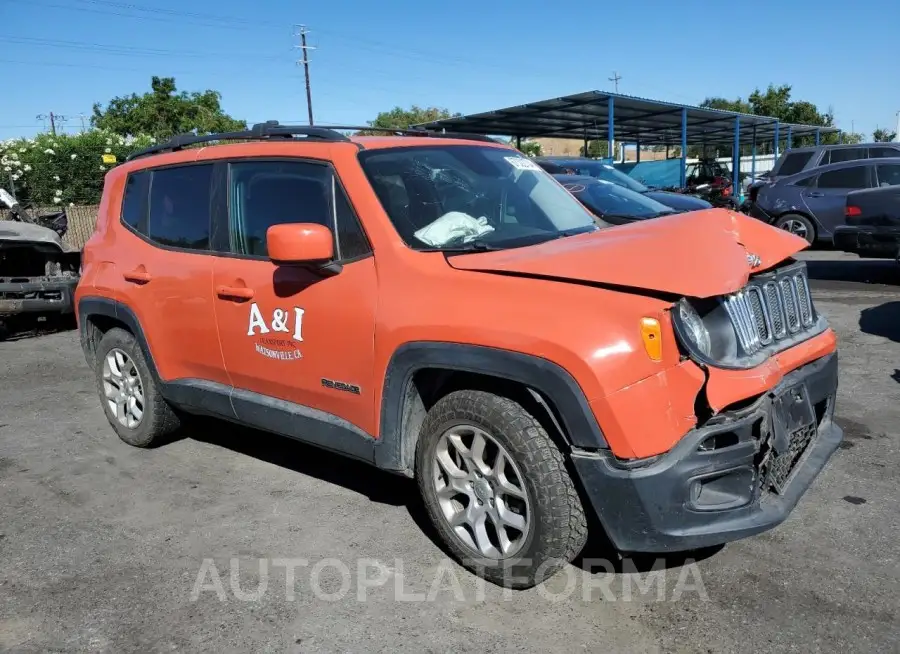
[774,121,780,160]
[787,125,792,151]
[680,107,687,187]
[751,124,757,179]
[608,96,615,160]
[733,117,740,200]
[816,128,821,146]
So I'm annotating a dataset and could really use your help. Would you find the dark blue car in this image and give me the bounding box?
[535,157,712,212]
[750,157,900,244]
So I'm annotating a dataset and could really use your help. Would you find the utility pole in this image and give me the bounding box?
[78,113,88,132]
[895,111,900,142]
[36,112,68,135]
[294,25,315,125]
[608,71,622,93]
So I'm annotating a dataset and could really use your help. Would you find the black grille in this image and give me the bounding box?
[761,423,818,494]
[722,266,816,354]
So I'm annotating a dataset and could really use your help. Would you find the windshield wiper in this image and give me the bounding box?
[419,240,500,253]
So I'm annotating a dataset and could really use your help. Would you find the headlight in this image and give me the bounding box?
[673,298,742,366]
[676,300,711,356]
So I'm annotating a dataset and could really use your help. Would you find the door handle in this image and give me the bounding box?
[216,285,254,301]
[123,269,152,284]
[805,192,824,198]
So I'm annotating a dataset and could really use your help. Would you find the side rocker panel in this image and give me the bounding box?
[78,296,374,460]
[375,342,609,473]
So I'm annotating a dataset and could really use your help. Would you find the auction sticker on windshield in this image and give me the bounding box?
[504,156,541,171]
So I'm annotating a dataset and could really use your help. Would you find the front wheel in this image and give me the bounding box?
[415,390,587,588]
[774,213,816,244]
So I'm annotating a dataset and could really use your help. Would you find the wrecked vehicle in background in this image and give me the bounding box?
[0,188,80,335]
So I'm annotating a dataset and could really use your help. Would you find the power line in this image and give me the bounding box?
[294,25,315,126]
[35,112,69,135]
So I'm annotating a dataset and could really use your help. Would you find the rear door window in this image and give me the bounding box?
[816,166,870,189]
[147,164,213,250]
[875,164,900,187]
[826,148,866,165]
[777,152,814,176]
[869,146,900,159]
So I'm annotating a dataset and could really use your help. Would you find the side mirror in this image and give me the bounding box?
[267,223,334,266]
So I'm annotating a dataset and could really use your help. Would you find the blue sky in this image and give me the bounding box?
[2,0,897,142]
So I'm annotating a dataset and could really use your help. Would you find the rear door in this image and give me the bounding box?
[114,163,227,385]
[801,164,873,236]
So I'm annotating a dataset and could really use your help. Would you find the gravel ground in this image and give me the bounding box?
[0,251,898,653]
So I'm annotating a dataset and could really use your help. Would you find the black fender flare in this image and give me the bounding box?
[78,296,160,380]
[374,342,608,472]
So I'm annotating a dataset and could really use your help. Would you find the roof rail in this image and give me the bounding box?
[125,121,352,161]
[322,126,498,143]
[124,122,499,162]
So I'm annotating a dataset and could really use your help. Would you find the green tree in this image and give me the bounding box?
[91,76,246,140]
[360,105,461,134]
[873,128,897,142]
[580,140,609,158]
[517,140,543,157]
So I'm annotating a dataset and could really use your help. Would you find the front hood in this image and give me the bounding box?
[0,221,64,249]
[644,190,712,211]
[448,208,808,298]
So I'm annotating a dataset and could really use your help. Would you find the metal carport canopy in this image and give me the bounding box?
[416,90,839,146]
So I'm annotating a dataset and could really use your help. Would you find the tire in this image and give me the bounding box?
[415,389,587,589]
[774,213,816,244]
[94,327,180,448]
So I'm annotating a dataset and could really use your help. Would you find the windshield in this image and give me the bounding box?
[548,159,649,193]
[359,146,600,251]
[563,179,674,219]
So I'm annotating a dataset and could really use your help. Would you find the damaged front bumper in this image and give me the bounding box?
[572,352,841,552]
[0,275,78,316]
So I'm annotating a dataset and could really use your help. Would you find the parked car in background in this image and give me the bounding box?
[535,157,712,212]
[0,188,80,338]
[833,184,900,259]
[554,174,681,225]
[746,142,900,207]
[748,157,900,244]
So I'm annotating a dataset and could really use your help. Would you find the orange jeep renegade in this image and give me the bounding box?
[76,122,842,588]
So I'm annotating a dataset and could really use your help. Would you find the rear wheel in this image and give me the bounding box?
[94,327,180,447]
[415,389,587,588]
[774,213,815,244]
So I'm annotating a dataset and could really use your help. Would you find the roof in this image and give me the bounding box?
[417,90,840,146]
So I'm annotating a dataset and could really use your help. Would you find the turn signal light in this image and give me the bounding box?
[640,318,662,362]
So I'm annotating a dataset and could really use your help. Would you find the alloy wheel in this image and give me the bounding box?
[102,348,145,429]
[432,424,531,559]
[780,219,809,240]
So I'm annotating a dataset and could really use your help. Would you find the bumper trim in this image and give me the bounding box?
[572,353,841,552]
[0,277,77,315]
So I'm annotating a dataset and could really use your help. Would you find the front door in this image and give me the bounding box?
[212,159,378,436]
[801,164,872,237]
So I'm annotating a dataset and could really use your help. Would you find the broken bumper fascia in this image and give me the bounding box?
[571,352,841,553]
[0,277,78,316]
